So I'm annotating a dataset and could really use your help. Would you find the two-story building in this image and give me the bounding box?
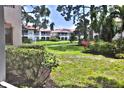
[22,25,75,41]
[51,29,74,40]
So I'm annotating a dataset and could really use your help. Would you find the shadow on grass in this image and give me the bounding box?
[58,84,82,88]
[82,50,116,59]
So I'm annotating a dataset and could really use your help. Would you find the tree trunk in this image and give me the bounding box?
[78,34,81,45]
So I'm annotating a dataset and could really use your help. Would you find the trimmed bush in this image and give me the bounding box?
[19,44,45,50]
[112,39,124,53]
[115,53,124,59]
[6,45,58,87]
[49,37,59,41]
[22,37,32,43]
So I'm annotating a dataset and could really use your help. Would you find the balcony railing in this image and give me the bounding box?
[41,34,51,36]
[22,33,28,35]
[4,5,15,8]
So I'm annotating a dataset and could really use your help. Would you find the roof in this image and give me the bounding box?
[40,29,51,32]
[24,25,39,30]
[53,29,75,33]
[23,25,75,33]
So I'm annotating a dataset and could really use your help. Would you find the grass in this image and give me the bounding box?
[51,54,124,87]
[32,41,78,46]
[34,41,124,87]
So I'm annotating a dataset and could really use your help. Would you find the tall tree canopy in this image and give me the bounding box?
[57,5,90,44]
[22,5,51,29]
[57,5,123,42]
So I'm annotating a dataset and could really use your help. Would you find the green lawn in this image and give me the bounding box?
[33,41,124,88]
[32,41,78,46]
[46,45,124,88]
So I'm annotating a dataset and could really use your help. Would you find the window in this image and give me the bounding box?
[61,37,64,40]
[41,32,45,35]
[65,37,67,40]
[46,37,49,40]
[28,31,33,35]
[34,31,39,35]
[41,37,45,40]
[5,28,13,45]
[4,5,15,8]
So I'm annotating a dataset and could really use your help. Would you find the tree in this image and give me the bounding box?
[113,5,124,39]
[50,22,55,31]
[57,5,123,42]
[90,5,108,40]
[57,5,90,45]
[101,5,121,42]
[69,33,76,43]
[22,5,51,29]
[75,18,89,45]
[90,5,123,42]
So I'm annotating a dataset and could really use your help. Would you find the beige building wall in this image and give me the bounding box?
[4,5,22,46]
[0,6,5,81]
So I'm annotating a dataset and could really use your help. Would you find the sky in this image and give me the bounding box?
[47,5,75,29]
[24,5,75,29]
[24,5,90,29]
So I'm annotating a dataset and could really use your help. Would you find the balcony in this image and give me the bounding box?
[41,32,50,36]
[22,33,28,35]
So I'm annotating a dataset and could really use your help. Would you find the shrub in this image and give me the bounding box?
[49,37,59,41]
[19,44,45,50]
[115,53,124,59]
[88,41,115,55]
[6,45,58,87]
[81,40,89,48]
[22,37,32,43]
[70,33,76,43]
[112,39,124,53]
[84,39,124,57]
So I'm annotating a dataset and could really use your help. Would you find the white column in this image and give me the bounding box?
[0,6,6,81]
[39,31,41,40]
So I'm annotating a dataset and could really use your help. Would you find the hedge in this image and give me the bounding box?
[22,37,32,43]
[115,53,124,59]
[6,45,58,87]
[87,41,115,55]
[85,40,124,57]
